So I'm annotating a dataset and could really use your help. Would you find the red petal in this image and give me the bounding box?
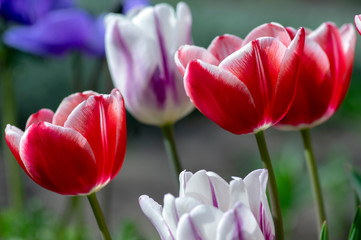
[220,38,286,126]
[334,23,356,110]
[175,45,219,76]
[355,15,361,35]
[5,125,27,173]
[19,122,97,195]
[243,22,291,47]
[25,109,54,129]
[271,27,305,123]
[207,34,243,62]
[64,89,127,188]
[184,60,257,135]
[277,38,333,127]
[53,91,98,126]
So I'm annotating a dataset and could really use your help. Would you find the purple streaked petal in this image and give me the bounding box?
[182,170,230,211]
[139,195,174,240]
[162,194,201,235]
[217,202,265,240]
[177,205,223,240]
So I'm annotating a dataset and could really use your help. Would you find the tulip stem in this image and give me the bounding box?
[87,192,112,240]
[254,131,284,240]
[300,128,326,235]
[161,123,183,186]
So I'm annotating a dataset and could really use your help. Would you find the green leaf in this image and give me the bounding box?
[349,206,361,240]
[320,221,328,240]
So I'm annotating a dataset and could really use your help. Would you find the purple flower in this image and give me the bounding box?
[123,0,149,14]
[3,8,105,57]
[0,0,74,24]
[105,2,194,126]
[139,169,275,240]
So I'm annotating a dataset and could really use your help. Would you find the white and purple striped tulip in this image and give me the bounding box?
[139,169,275,240]
[105,2,194,126]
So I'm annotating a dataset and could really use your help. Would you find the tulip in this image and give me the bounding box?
[3,9,106,57]
[105,2,193,126]
[140,169,274,240]
[175,24,305,135]
[175,23,305,239]
[275,22,356,129]
[5,89,126,195]
[105,2,193,183]
[0,0,74,24]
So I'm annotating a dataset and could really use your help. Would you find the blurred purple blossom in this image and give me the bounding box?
[0,0,74,24]
[123,0,149,14]
[3,9,105,57]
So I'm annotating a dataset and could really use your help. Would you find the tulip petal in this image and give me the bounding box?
[355,15,361,35]
[308,22,346,95]
[271,27,305,123]
[277,38,332,127]
[184,60,257,134]
[64,89,126,189]
[216,202,265,240]
[243,22,291,47]
[179,170,194,197]
[229,177,250,208]
[53,91,97,126]
[5,125,26,171]
[19,122,97,195]
[208,34,243,62]
[139,195,174,240]
[25,108,54,129]
[181,170,230,211]
[220,37,288,129]
[163,194,201,235]
[175,45,219,76]
[177,205,223,240]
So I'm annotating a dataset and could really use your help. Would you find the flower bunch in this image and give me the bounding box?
[140,169,274,240]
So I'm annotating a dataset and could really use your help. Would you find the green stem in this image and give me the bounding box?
[160,123,183,186]
[0,62,23,211]
[254,131,284,240]
[300,128,326,235]
[87,193,112,240]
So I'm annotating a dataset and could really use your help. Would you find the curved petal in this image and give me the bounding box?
[229,177,250,209]
[19,122,97,195]
[175,45,219,76]
[5,125,26,172]
[184,60,258,134]
[162,194,201,235]
[333,23,356,110]
[270,27,305,123]
[216,202,265,240]
[25,108,54,129]
[53,90,97,126]
[243,22,291,47]
[64,89,126,189]
[277,38,333,128]
[139,195,174,240]
[208,34,243,62]
[308,22,347,96]
[354,15,361,35]
[179,170,194,197]
[176,205,223,240]
[181,170,230,211]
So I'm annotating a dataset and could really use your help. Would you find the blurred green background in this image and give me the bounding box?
[1,0,361,239]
